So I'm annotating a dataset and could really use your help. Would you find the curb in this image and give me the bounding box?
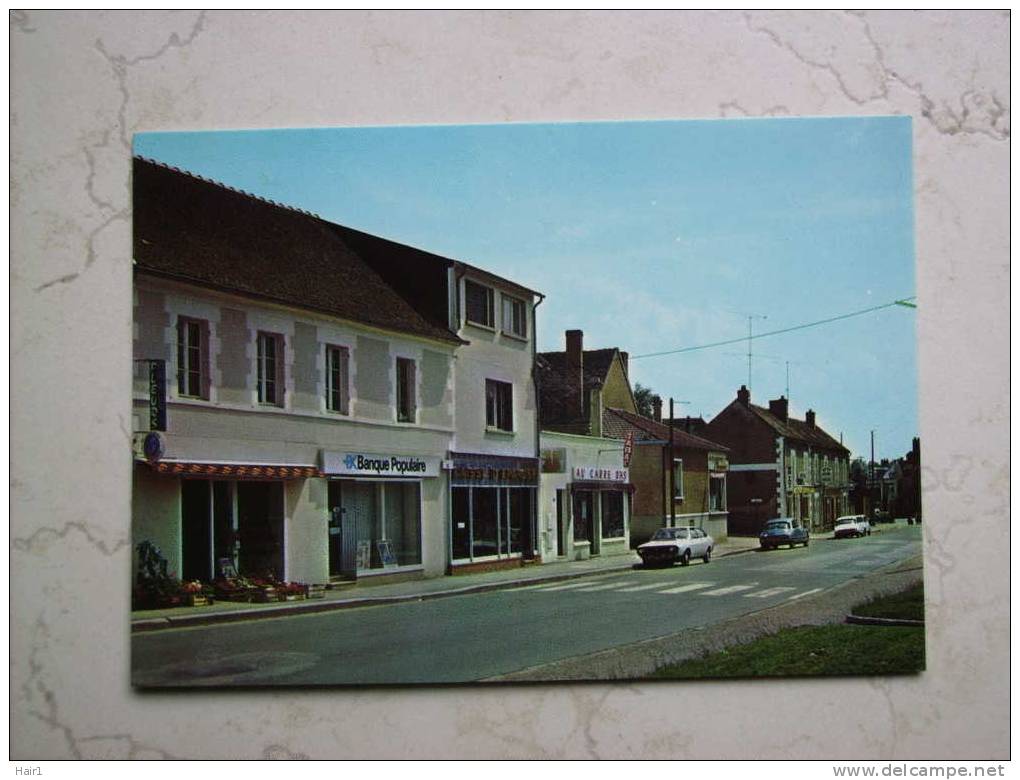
[845,614,925,628]
[132,543,761,633]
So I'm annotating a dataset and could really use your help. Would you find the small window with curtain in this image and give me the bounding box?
[176,317,208,399]
[325,345,350,414]
[672,458,684,500]
[485,379,513,431]
[465,280,494,328]
[501,294,527,339]
[396,357,416,423]
[257,331,284,406]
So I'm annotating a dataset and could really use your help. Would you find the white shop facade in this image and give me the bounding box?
[320,448,446,580]
[538,431,633,562]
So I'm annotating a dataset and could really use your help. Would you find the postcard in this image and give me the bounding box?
[129,117,922,686]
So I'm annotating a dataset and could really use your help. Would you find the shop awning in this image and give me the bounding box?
[145,460,320,479]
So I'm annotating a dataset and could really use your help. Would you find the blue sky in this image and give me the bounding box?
[135,117,916,460]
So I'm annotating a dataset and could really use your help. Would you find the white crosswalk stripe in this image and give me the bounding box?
[575,582,632,592]
[535,581,603,592]
[617,583,670,593]
[744,586,796,599]
[786,587,824,601]
[657,582,715,594]
[700,584,757,597]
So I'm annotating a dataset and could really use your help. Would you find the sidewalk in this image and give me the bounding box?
[132,535,762,633]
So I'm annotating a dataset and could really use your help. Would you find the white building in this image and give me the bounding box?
[131,157,540,589]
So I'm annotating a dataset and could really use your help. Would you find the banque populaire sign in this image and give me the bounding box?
[321,451,441,478]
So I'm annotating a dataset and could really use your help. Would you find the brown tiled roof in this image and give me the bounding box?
[603,408,729,452]
[133,157,464,345]
[536,348,620,427]
[749,404,849,453]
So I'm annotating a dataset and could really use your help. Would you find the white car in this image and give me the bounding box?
[834,515,871,539]
[637,526,714,567]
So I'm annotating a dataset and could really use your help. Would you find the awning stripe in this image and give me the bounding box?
[148,461,320,479]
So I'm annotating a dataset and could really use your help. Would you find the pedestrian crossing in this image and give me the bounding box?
[524,577,828,602]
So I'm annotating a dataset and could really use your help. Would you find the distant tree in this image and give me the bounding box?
[633,382,656,418]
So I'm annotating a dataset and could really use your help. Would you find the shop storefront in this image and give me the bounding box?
[137,459,319,583]
[568,466,632,559]
[321,450,441,580]
[538,432,633,562]
[448,452,539,572]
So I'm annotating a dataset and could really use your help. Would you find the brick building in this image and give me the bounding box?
[535,329,729,548]
[704,386,851,535]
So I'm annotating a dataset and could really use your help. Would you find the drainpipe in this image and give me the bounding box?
[531,291,546,559]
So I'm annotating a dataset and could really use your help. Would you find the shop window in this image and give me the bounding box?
[325,345,350,414]
[601,491,625,539]
[485,379,513,431]
[710,475,726,511]
[465,280,494,328]
[335,481,422,572]
[451,486,535,562]
[257,331,284,406]
[396,357,416,423]
[501,294,527,338]
[672,458,684,500]
[451,488,471,560]
[176,317,208,399]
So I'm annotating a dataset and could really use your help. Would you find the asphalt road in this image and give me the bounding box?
[132,524,922,686]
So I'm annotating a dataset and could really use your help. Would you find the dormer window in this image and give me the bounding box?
[465,279,494,329]
[501,294,527,339]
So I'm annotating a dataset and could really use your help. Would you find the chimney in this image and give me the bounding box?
[565,329,584,417]
[651,395,663,422]
[619,351,629,377]
[737,385,750,407]
[805,409,816,427]
[589,379,603,437]
[768,396,789,421]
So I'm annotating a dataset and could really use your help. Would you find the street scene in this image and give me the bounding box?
[130,117,921,685]
[133,523,921,685]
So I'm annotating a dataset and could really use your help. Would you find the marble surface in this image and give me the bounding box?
[10,11,1009,759]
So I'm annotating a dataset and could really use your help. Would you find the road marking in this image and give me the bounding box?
[657,582,715,594]
[699,584,757,596]
[744,586,796,599]
[786,587,824,601]
[535,581,604,592]
[575,582,633,592]
[854,559,881,566]
[616,583,670,593]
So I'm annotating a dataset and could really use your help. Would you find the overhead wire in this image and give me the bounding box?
[630,297,916,360]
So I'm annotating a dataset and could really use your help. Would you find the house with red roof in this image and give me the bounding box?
[703,385,852,535]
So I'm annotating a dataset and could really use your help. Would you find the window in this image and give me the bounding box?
[325,345,350,414]
[451,486,534,562]
[601,491,625,539]
[672,458,684,500]
[501,294,527,338]
[485,379,513,431]
[465,280,494,328]
[396,357,416,423]
[257,332,284,405]
[176,317,207,398]
[710,474,726,511]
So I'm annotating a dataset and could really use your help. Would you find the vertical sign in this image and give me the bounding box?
[623,431,634,467]
[148,360,167,432]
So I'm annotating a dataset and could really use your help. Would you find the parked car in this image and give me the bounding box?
[834,515,871,539]
[759,518,809,550]
[637,526,714,567]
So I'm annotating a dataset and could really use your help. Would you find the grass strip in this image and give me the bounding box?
[652,623,925,679]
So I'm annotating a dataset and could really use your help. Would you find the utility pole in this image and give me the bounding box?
[869,430,875,520]
[669,397,676,528]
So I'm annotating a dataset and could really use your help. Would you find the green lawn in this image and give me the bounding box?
[852,582,925,622]
[653,584,926,679]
